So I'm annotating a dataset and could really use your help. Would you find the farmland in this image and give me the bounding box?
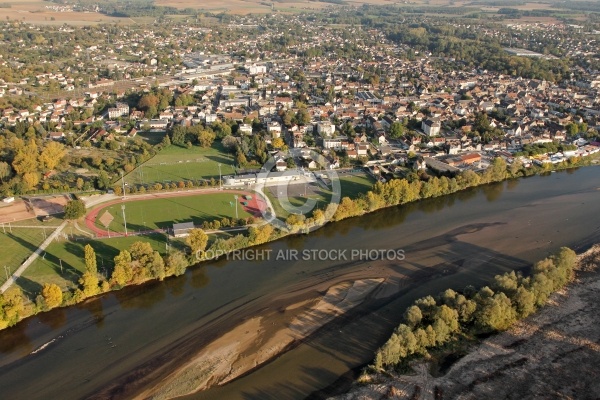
[0,0,137,26]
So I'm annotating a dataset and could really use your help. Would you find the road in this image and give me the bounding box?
[0,221,67,293]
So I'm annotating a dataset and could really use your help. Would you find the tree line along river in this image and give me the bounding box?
[0,166,599,400]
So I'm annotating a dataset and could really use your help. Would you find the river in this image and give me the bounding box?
[0,167,599,400]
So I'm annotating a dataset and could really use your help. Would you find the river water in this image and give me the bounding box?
[0,167,599,400]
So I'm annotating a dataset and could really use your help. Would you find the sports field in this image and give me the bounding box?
[124,144,235,186]
[94,193,253,233]
[266,172,376,219]
[20,229,237,294]
[0,228,50,286]
[21,233,171,293]
[339,173,376,198]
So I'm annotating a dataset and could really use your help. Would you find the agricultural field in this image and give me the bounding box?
[94,193,253,233]
[124,143,235,186]
[0,0,132,26]
[157,0,329,14]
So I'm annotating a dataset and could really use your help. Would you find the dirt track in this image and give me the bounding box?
[0,195,69,223]
[333,245,600,400]
[84,188,267,237]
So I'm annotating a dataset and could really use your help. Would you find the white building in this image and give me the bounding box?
[247,64,267,75]
[108,102,129,119]
[421,119,441,136]
[317,121,336,137]
[267,122,282,138]
[239,124,253,135]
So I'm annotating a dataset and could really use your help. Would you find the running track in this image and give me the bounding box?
[85,188,268,238]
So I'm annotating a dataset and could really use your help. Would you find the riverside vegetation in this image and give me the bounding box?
[0,153,596,331]
[368,246,578,374]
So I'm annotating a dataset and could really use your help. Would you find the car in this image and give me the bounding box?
[41,215,53,222]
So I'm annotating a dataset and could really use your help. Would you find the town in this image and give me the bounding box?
[0,12,598,201]
[0,3,599,399]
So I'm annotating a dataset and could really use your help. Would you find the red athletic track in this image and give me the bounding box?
[85,189,267,238]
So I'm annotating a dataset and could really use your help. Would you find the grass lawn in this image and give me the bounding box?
[0,228,53,286]
[20,233,174,294]
[137,130,168,146]
[95,193,253,233]
[19,228,238,296]
[339,173,376,198]
[124,143,235,186]
[265,173,374,220]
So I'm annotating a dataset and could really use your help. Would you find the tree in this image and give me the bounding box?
[404,305,423,327]
[165,250,188,276]
[96,171,111,190]
[84,244,97,274]
[111,250,133,286]
[171,125,187,146]
[222,135,238,152]
[197,129,216,148]
[0,161,11,182]
[138,93,159,110]
[0,288,25,328]
[476,292,517,332]
[22,172,40,191]
[186,228,208,253]
[294,108,311,126]
[79,270,99,297]
[248,224,274,245]
[41,283,62,309]
[64,199,86,220]
[389,122,405,139]
[39,141,66,170]
[12,139,38,175]
[149,251,166,281]
[272,137,285,149]
[236,148,247,167]
[435,304,459,332]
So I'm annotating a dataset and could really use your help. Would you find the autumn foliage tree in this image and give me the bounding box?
[186,228,208,254]
[39,141,66,171]
[41,283,63,309]
[373,247,578,372]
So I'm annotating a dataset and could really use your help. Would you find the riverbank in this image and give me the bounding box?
[1,155,597,333]
[136,278,385,399]
[0,166,598,400]
[331,244,600,400]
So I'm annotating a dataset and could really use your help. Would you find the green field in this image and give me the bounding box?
[137,130,168,146]
[0,215,65,285]
[96,193,253,233]
[266,173,376,220]
[0,228,52,286]
[124,143,236,186]
[20,233,173,294]
[339,173,376,198]
[19,229,236,295]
